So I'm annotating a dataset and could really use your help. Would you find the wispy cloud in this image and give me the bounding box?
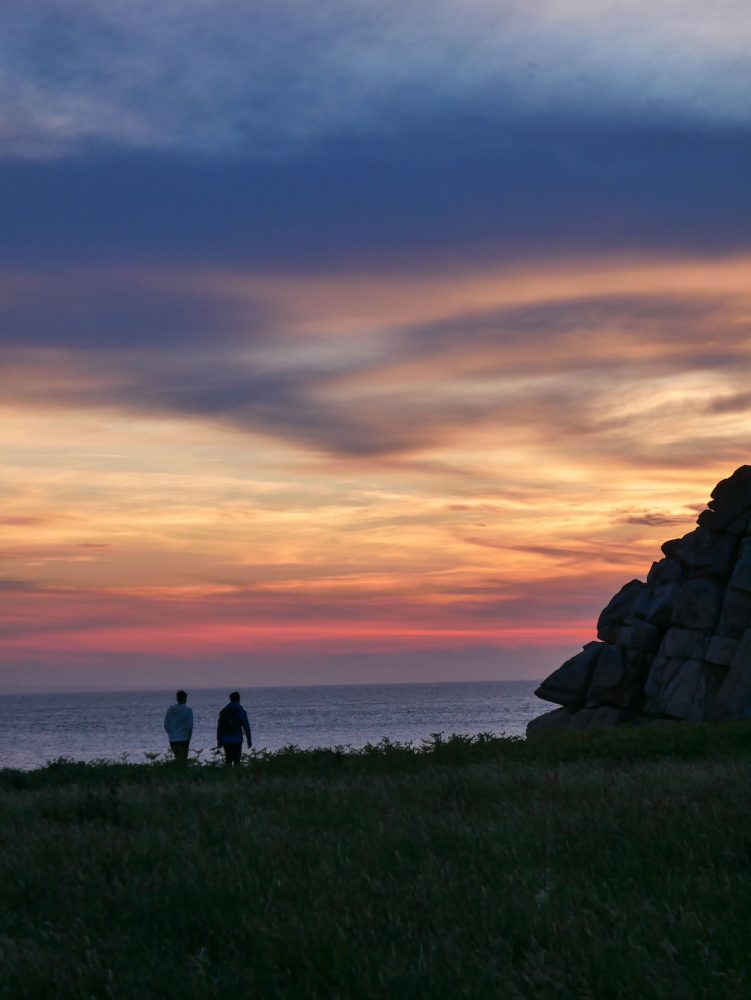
[0,515,65,526]
[1,1,750,159]
[3,256,750,463]
[707,391,751,415]
[619,511,690,527]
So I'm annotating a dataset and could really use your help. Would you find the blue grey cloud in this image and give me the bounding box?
[1,120,749,272]
[0,270,270,349]
[1,1,750,159]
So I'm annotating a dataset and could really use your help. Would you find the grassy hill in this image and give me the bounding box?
[2,725,751,999]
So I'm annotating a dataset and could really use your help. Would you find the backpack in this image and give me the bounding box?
[219,704,242,737]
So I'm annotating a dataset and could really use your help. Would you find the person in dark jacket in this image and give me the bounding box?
[216,691,252,765]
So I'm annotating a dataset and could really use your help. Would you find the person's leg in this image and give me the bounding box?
[170,741,189,763]
[225,742,242,766]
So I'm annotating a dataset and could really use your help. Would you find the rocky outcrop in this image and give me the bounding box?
[528,466,751,736]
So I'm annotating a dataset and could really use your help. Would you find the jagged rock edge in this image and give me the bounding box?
[527,466,751,737]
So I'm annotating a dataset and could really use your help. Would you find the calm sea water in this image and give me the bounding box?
[0,681,543,771]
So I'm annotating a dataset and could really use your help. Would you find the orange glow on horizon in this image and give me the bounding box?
[2,249,750,685]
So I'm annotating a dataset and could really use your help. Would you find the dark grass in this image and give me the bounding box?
[2,725,751,998]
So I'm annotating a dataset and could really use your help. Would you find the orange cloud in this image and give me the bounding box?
[1,251,749,685]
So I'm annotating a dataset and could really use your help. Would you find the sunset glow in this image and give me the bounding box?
[2,1,750,689]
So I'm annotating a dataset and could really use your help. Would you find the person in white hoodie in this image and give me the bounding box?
[163,690,194,763]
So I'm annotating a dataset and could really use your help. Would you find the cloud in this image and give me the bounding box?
[0,269,270,349]
[1,1,750,161]
[2,119,750,274]
[461,538,643,568]
[3,255,751,463]
[620,512,691,527]
[707,391,751,415]
[0,515,61,526]
[0,543,114,564]
[0,562,614,664]
[0,579,40,592]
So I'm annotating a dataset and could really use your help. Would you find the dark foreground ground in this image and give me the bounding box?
[2,725,751,999]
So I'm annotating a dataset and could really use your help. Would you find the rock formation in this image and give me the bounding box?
[527,465,751,737]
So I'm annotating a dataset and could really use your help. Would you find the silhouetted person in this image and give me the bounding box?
[216,691,252,765]
[164,690,193,763]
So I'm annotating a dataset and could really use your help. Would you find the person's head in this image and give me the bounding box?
[176,690,187,704]
[229,691,240,703]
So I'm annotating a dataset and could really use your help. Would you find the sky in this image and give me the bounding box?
[2,1,751,691]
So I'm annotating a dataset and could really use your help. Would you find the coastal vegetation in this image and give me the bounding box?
[2,725,751,998]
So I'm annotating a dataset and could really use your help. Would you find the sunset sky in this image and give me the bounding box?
[2,1,751,690]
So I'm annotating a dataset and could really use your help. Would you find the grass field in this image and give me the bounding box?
[2,725,751,999]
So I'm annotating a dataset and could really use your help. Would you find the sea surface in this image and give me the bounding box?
[0,680,544,771]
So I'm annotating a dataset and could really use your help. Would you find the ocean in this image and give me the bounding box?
[0,680,544,770]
